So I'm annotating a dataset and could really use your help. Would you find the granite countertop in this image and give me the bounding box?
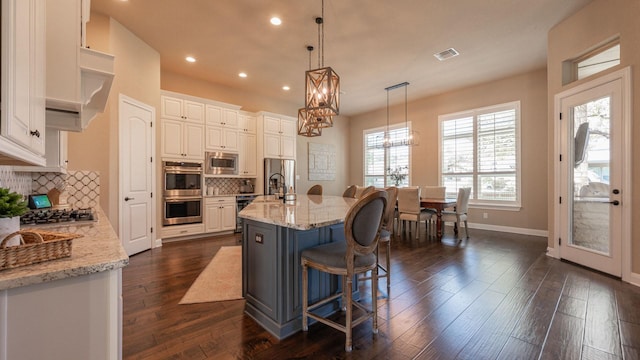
[0,207,129,291]
[204,193,259,198]
[238,194,358,231]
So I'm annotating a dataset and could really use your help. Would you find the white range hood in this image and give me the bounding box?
[45,0,114,132]
[46,47,114,132]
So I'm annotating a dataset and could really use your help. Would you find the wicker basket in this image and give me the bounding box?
[0,230,83,271]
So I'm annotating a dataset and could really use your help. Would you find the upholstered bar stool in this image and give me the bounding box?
[342,185,357,198]
[301,190,387,352]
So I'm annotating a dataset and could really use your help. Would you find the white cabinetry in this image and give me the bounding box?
[161,223,205,239]
[261,114,296,159]
[161,95,205,123]
[205,197,236,233]
[238,133,257,176]
[0,0,47,166]
[161,119,204,160]
[161,94,204,160]
[238,113,257,133]
[205,105,238,151]
[13,129,68,173]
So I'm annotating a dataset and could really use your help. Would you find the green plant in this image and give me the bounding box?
[387,166,408,186]
[0,188,28,218]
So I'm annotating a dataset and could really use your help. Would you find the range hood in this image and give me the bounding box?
[46,47,114,132]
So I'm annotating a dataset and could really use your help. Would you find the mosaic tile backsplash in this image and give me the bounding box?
[205,177,257,195]
[0,166,32,196]
[31,171,100,208]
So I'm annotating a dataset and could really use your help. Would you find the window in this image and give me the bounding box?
[363,123,411,187]
[439,101,520,208]
[563,40,620,85]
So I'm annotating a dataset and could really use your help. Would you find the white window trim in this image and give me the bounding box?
[362,122,413,187]
[438,101,522,210]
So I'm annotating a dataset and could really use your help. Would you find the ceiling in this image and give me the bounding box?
[90,0,593,117]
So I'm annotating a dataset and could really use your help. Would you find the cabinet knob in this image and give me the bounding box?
[30,130,41,138]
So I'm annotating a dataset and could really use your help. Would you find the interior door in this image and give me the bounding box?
[557,74,627,277]
[119,95,155,256]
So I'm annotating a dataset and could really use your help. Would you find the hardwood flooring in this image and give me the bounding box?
[122,229,640,359]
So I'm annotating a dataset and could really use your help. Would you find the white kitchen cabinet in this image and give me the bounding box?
[205,105,239,151]
[161,223,205,239]
[0,269,122,360]
[205,197,236,233]
[0,0,47,166]
[261,114,296,159]
[238,113,257,133]
[161,119,204,160]
[238,132,257,176]
[205,105,238,127]
[13,129,68,173]
[161,95,205,123]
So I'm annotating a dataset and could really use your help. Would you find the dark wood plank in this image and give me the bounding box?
[119,228,639,359]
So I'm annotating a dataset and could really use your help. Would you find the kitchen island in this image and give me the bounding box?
[0,207,128,360]
[239,194,358,339]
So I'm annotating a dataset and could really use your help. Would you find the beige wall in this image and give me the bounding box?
[349,69,549,232]
[547,0,640,272]
[69,13,161,232]
[161,72,351,196]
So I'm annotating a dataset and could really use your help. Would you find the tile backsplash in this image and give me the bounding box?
[0,166,33,196]
[31,171,100,208]
[205,177,256,195]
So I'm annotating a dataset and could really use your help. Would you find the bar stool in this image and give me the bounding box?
[307,184,323,195]
[301,190,387,352]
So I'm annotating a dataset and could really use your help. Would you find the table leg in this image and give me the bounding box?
[436,211,443,239]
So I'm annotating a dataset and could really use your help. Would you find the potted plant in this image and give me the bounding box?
[388,166,409,186]
[0,188,29,247]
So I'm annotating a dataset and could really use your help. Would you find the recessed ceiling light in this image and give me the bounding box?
[185,56,196,63]
[238,72,247,78]
[270,17,282,26]
[282,86,290,91]
[434,48,459,61]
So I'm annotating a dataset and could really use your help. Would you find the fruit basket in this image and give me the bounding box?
[0,230,83,271]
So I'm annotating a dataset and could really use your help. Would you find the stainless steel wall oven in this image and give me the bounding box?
[163,161,203,226]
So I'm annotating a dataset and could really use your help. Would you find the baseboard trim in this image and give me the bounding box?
[546,246,559,259]
[154,238,163,248]
[466,222,548,237]
[624,270,640,287]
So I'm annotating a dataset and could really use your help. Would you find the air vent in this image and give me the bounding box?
[434,48,460,61]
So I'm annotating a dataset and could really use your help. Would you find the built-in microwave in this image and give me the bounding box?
[205,152,238,175]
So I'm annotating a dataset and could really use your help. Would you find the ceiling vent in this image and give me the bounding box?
[434,48,460,61]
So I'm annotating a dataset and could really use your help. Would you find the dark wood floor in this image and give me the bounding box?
[122,228,640,360]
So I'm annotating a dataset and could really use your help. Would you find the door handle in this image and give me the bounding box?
[610,200,620,206]
[125,197,135,201]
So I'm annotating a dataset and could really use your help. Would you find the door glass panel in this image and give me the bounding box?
[571,96,611,253]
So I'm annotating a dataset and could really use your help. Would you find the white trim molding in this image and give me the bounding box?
[466,222,548,237]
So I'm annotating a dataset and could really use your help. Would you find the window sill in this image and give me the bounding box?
[469,203,521,212]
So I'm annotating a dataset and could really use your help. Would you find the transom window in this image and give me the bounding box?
[439,101,521,208]
[363,123,411,188]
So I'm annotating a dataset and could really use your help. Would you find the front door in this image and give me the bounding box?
[555,68,630,277]
[119,95,155,256]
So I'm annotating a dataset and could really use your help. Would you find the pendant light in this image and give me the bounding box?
[305,0,339,118]
[377,82,420,148]
[298,46,331,137]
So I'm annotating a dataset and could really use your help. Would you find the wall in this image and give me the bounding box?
[349,68,549,232]
[161,72,351,196]
[68,13,161,232]
[547,0,640,273]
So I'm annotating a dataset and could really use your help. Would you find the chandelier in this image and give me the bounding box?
[304,0,340,118]
[298,46,333,137]
[376,82,420,148]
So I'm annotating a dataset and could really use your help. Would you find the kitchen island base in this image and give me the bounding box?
[242,219,360,339]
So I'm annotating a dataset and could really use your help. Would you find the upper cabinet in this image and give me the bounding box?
[205,105,238,151]
[0,0,47,166]
[160,95,205,160]
[162,96,205,123]
[259,113,296,160]
[238,112,256,134]
[45,0,114,132]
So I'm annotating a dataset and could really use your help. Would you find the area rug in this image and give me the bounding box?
[179,246,242,304]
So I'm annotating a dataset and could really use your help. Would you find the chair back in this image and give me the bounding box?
[345,190,387,257]
[342,185,357,198]
[307,184,323,195]
[456,187,472,214]
[382,187,398,231]
[359,186,376,198]
[420,186,445,199]
[397,186,421,214]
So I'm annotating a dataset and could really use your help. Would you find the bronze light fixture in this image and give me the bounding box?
[304,0,340,119]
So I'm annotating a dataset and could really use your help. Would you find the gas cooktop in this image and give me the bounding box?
[20,208,96,226]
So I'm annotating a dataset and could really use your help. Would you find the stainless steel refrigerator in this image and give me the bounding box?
[264,158,296,195]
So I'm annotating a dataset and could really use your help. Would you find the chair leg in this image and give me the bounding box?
[302,263,308,331]
[345,274,353,352]
[385,240,391,294]
[415,216,420,240]
[464,220,470,239]
[372,267,379,335]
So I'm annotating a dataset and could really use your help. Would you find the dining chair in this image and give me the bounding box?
[420,186,446,236]
[301,190,387,352]
[307,184,323,195]
[342,185,357,198]
[397,187,432,239]
[441,187,471,240]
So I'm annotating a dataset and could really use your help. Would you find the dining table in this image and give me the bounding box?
[420,197,457,239]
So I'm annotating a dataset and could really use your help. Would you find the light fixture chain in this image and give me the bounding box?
[321,0,325,68]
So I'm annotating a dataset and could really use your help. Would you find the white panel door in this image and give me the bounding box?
[119,95,154,256]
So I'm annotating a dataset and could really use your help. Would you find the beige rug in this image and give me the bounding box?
[179,246,243,304]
